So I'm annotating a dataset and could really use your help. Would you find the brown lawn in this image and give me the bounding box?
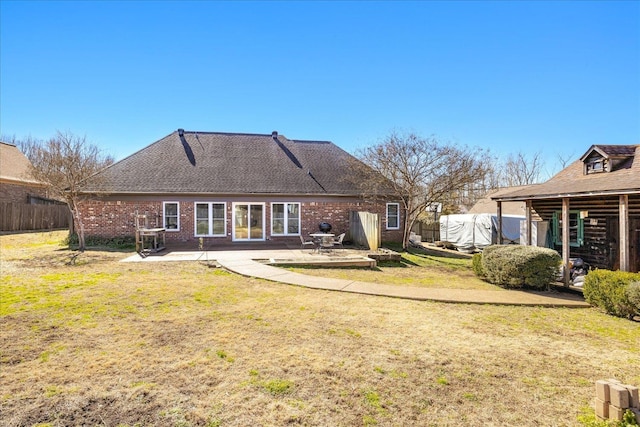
[1,231,638,426]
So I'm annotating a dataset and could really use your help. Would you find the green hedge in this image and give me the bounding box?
[479,245,561,290]
[471,253,485,277]
[583,270,640,319]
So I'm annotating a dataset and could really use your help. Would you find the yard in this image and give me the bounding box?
[1,231,639,426]
[285,244,501,291]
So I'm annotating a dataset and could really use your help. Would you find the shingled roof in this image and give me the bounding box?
[0,142,41,185]
[493,145,640,201]
[84,130,373,196]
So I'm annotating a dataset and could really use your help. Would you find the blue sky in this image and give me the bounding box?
[1,1,638,177]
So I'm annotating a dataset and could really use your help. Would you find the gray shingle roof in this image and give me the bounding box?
[590,144,637,158]
[85,130,370,195]
[493,145,640,201]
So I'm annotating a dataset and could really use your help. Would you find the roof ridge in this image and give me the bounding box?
[178,130,279,138]
[292,139,332,144]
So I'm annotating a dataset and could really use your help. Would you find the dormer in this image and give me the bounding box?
[579,145,636,175]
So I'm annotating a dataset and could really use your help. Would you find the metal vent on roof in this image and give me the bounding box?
[178,129,184,137]
[272,131,278,138]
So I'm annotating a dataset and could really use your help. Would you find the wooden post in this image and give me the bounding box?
[526,200,532,246]
[497,201,503,245]
[562,198,570,287]
[619,195,629,272]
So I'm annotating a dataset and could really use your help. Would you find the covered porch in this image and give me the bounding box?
[495,192,640,285]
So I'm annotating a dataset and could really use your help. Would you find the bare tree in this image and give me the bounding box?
[355,131,490,250]
[556,150,576,169]
[499,151,544,186]
[25,131,114,251]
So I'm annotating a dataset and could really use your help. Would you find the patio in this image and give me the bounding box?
[120,243,590,308]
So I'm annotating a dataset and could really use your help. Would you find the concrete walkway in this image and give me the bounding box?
[121,249,590,308]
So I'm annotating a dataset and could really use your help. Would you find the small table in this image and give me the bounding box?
[136,228,166,253]
[309,233,335,253]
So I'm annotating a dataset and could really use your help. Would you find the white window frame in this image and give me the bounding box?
[386,202,400,230]
[271,202,301,236]
[194,202,227,237]
[162,201,180,231]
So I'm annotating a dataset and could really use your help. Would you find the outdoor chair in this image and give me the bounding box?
[300,235,316,252]
[333,233,346,250]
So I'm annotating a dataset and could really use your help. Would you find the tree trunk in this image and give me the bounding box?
[70,200,86,252]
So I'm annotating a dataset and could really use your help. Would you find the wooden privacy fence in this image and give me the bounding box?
[411,220,440,243]
[349,211,380,251]
[0,202,70,232]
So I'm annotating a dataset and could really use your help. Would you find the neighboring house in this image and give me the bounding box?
[0,141,49,203]
[0,141,69,232]
[79,130,403,246]
[493,144,640,277]
[467,186,531,216]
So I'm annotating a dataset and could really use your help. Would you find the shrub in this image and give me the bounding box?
[65,233,136,250]
[471,253,485,277]
[481,245,561,290]
[627,281,640,314]
[584,271,640,319]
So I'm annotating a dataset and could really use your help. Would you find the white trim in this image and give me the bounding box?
[194,201,227,237]
[162,201,180,231]
[232,202,266,241]
[386,202,400,230]
[271,202,301,236]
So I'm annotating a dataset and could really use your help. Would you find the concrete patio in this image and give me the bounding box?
[121,246,590,308]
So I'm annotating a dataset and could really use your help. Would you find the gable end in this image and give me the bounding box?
[580,145,637,175]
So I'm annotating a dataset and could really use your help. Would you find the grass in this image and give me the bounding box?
[284,244,503,290]
[1,231,639,426]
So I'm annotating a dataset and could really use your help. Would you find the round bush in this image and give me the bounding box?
[471,253,484,277]
[627,281,640,315]
[584,271,640,318]
[481,245,561,290]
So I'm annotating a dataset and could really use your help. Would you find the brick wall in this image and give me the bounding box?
[78,197,404,244]
[0,182,49,204]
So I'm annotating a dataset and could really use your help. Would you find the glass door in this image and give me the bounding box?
[233,203,264,241]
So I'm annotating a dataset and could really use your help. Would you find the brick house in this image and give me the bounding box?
[493,144,640,279]
[0,141,49,203]
[79,130,403,247]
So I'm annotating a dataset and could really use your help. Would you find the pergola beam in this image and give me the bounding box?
[619,195,629,271]
[562,198,570,287]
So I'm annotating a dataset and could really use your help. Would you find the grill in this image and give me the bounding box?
[318,222,332,233]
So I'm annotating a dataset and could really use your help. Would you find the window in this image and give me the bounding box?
[584,153,607,175]
[163,202,179,231]
[552,211,584,247]
[586,159,604,174]
[194,202,227,237]
[386,203,400,230]
[271,202,300,235]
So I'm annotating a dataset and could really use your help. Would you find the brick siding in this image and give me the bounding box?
[78,197,404,245]
[0,182,49,204]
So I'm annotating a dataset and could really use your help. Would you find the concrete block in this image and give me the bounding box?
[624,385,639,409]
[610,384,630,408]
[595,398,609,419]
[609,404,625,421]
[596,380,610,402]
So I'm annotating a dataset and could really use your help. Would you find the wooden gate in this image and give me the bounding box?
[349,211,380,251]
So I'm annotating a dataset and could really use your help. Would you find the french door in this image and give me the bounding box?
[232,203,265,241]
